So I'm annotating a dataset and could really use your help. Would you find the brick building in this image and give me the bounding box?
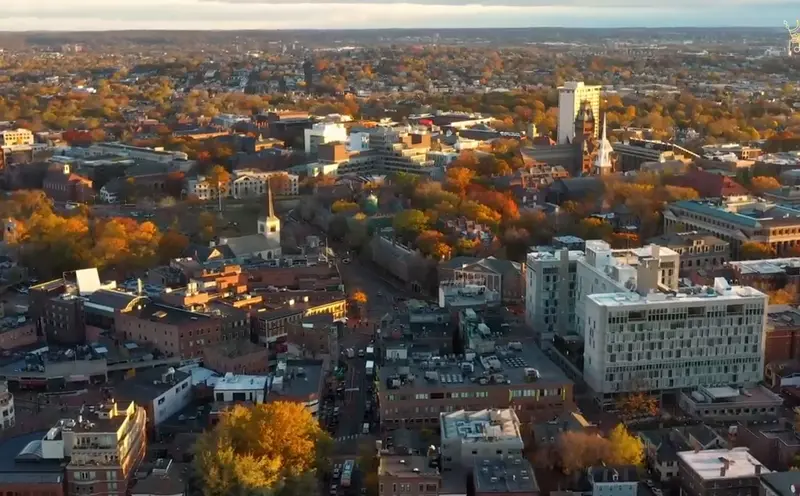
[678,448,767,496]
[116,303,220,359]
[378,455,441,496]
[765,306,800,368]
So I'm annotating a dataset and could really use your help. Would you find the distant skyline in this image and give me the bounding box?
[0,0,797,31]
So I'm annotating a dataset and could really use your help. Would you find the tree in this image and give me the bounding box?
[158,230,190,263]
[740,241,776,260]
[606,424,644,466]
[445,167,475,193]
[415,230,445,255]
[616,392,659,419]
[351,290,368,305]
[197,211,217,242]
[331,200,359,214]
[393,209,428,239]
[207,165,232,197]
[769,288,795,305]
[195,402,330,496]
[431,241,453,261]
[751,176,781,193]
[663,185,699,202]
[556,432,610,474]
[577,217,613,241]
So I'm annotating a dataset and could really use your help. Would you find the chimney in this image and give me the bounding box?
[720,466,726,477]
[755,464,762,475]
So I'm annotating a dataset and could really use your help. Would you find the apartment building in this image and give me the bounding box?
[647,232,730,273]
[378,456,441,496]
[525,248,582,338]
[764,306,800,366]
[557,82,601,144]
[57,400,148,496]
[664,197,800,258]
[0,431,66,496]
[583,277,766,405]
[304,122,348,155]
[575,241,680,339]
[639,425,727,481]
[736,421,800,471]
[377,340,573,428]
[678,448,767,496]
[588,466,639,496]
[439,409,523,470]
[0,128,34,147]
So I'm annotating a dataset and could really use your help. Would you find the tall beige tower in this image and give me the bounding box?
[257,179,281,245]
[557,81,601,144]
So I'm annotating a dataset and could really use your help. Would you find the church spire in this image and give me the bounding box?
[267,177,276,219]
[594,114,613,173]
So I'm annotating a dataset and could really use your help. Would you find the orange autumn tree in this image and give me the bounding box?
[195,402,331,496]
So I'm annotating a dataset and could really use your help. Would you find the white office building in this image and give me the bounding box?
[304,122,348,155]
[557,81,601,144]
[439,409,524,470]
[575,241,680,339]
[213,373,269,403]
[582,277,766,404]
[525,248,582,338]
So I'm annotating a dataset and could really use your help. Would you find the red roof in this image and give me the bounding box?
[668,169,748,198]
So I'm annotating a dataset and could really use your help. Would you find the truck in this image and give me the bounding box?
[365,360,374,377]
[366,345,374,359]
[341,459,355,488]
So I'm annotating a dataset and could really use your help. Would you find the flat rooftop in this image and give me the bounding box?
[113,366,191,404]
[441,409,521,442]
[730,257,800,276]
[268,359,322,400]
[677,448,768,480]
[684,386,782,406]
[379,340,571,390]
[672,199,800,228]
[378,455,439,479]
[214,372,268,391]
[588,282,765,308]
[473,457,538,494]
[130,303,212,326]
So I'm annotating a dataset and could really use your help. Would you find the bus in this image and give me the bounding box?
[365,360,374,378]
[341,459,355,487]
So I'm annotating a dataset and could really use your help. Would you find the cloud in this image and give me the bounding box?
[0,0,794,30]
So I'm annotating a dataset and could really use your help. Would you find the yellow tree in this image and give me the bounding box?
[195,402,330,496]
[351,290,368,305]
[740,241,776,260]
[751,176,781,193]
[207,165,231,197]
[606,424,644,466]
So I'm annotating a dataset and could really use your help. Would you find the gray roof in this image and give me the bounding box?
[590,465,639,483]
[440,256,481,270]
[0,431,65,483]
[221,234,280,258]
[87,289,144,312]
[113,366,192,405]
[473,457,538,493]
[761,471,800,496]
[131,303,212,326]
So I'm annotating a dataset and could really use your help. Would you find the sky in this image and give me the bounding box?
[0,0,797,30]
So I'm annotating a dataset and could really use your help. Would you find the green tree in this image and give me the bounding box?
[393,209,428,239]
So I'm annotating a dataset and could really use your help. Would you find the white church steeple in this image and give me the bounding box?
[594,115,613,174]
[257,178,281,245]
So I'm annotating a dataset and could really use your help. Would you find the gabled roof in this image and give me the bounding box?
[221,234,280,257]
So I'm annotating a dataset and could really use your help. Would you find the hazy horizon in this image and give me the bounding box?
[0,0,797,31]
